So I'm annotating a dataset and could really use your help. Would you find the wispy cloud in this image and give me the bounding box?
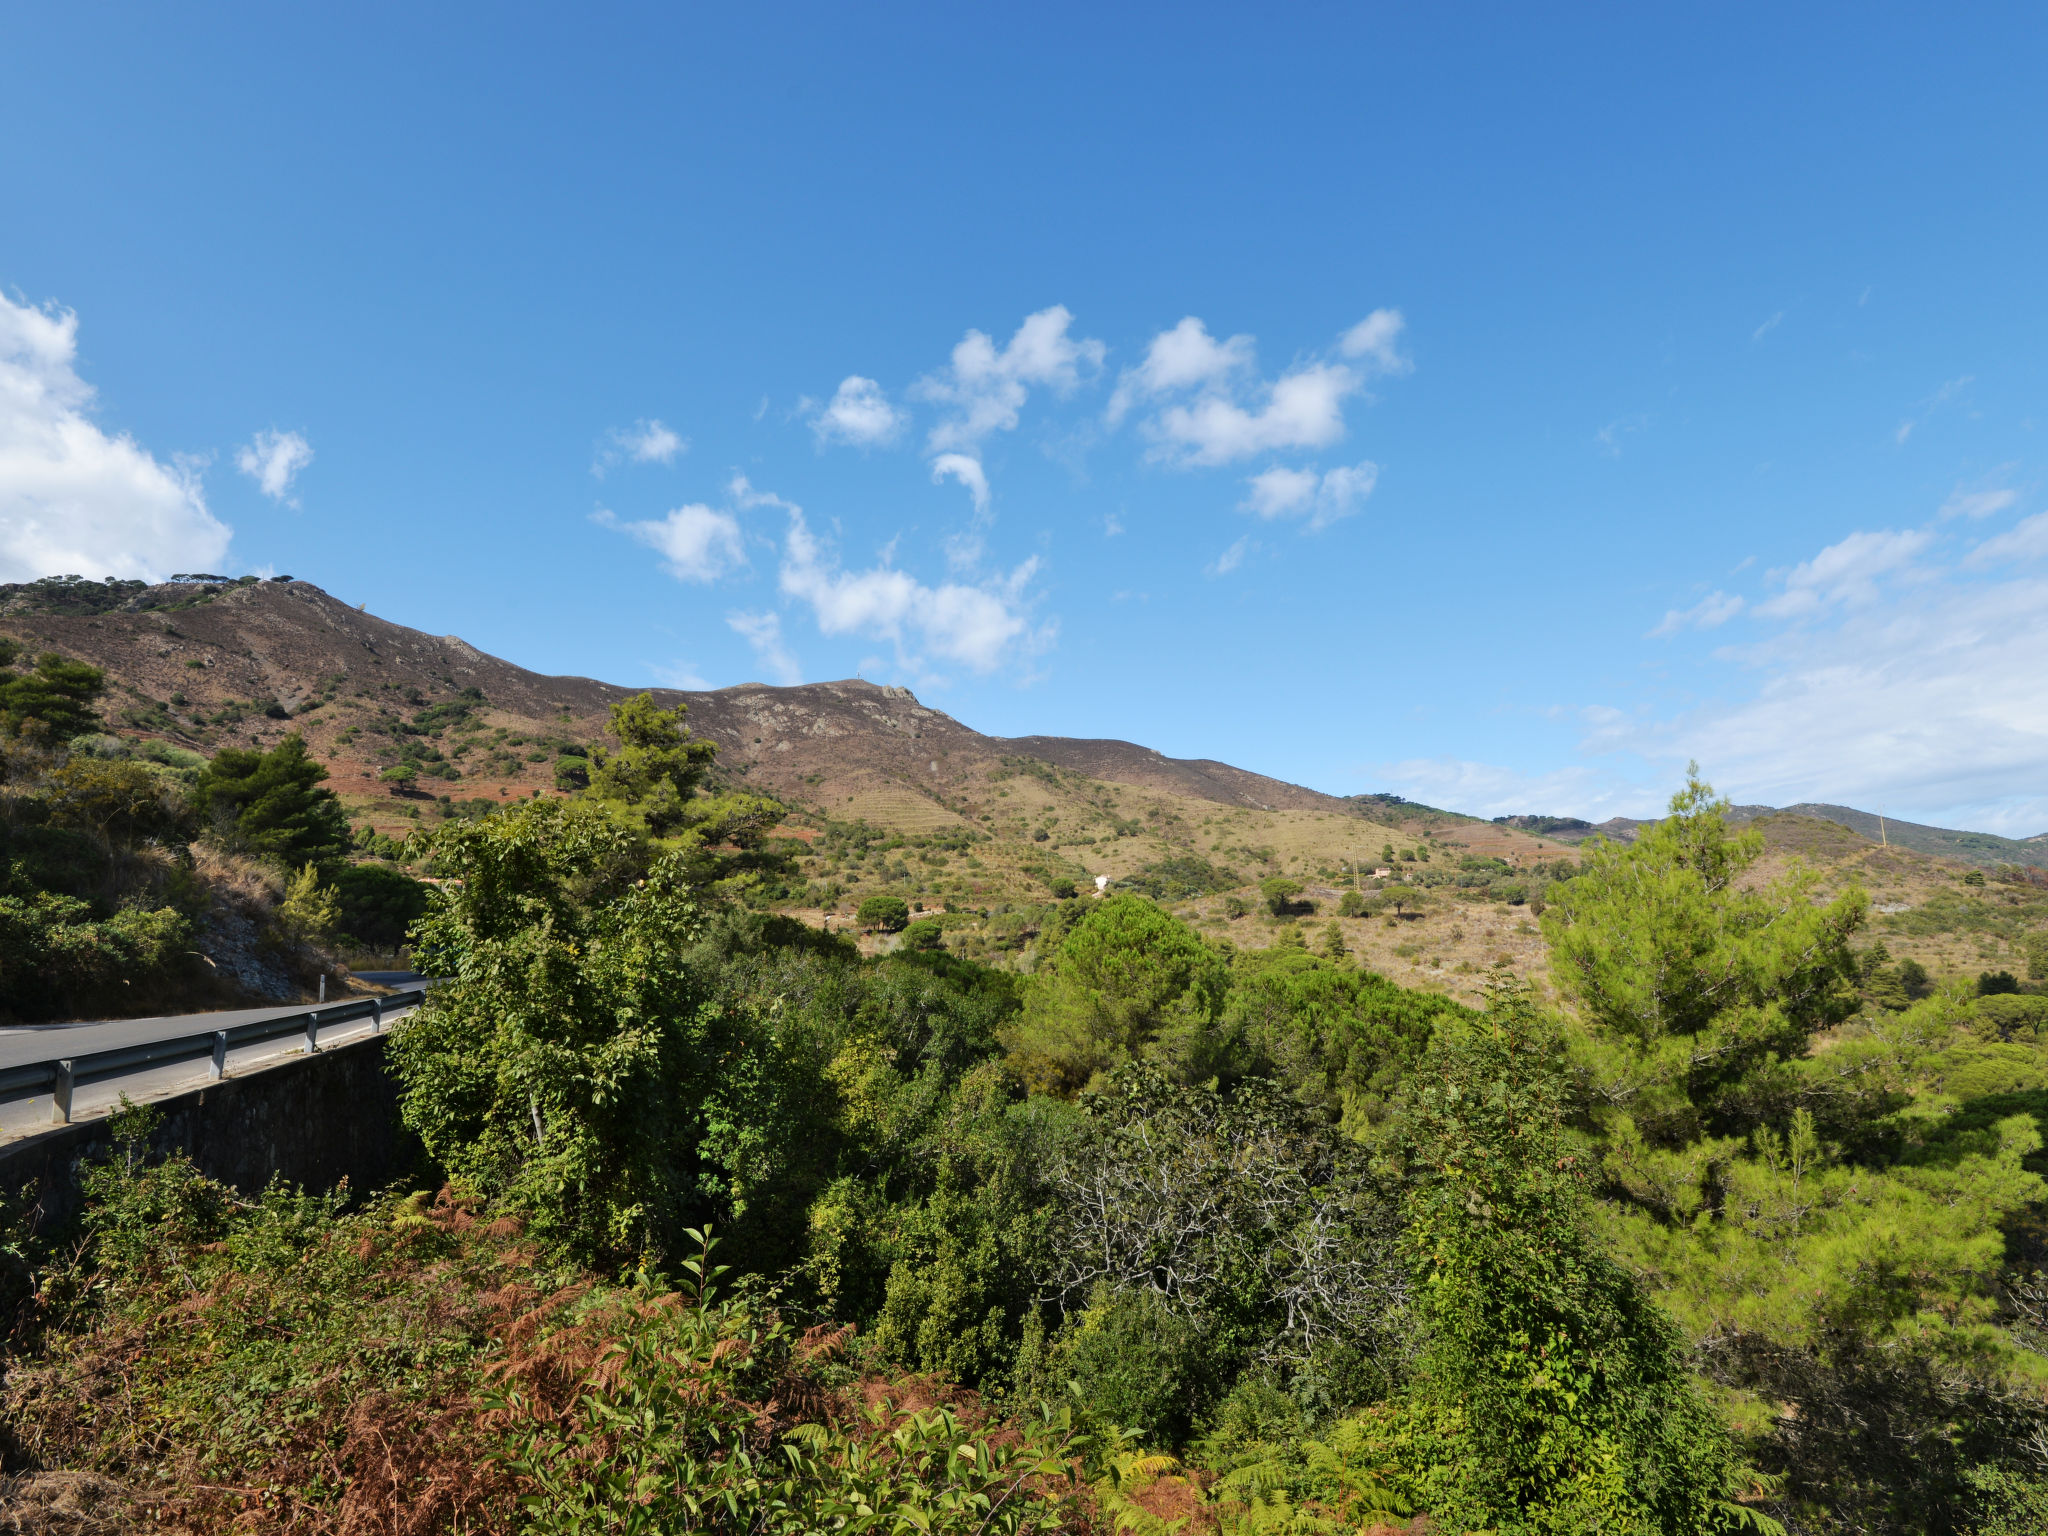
[236,429,314,504]
[1753,527,1933,618]
[650,659,711,690]
[1595,414,1646,458]
[1895,375,1972,445]
[594,502,745,582]
[1240,460,1378,531]
[728,610,800,685]
[1209,536,1252,576]
[1939,483,2018,521]
[1648,590,1745,638]
[1966,510,2048,568]
[1338,309,1412,375]
[1751,310,1785,342]
[593,418,685,476]
[930,452,989,513]
[0,291,231,581]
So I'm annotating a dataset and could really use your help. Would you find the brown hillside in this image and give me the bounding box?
[0,577,1366,824]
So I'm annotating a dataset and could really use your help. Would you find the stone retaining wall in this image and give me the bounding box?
[0,1034,416,1231]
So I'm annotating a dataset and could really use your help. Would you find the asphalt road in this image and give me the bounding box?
[0,982,426,1071]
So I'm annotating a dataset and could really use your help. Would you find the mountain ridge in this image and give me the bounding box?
[6,573,2036,867]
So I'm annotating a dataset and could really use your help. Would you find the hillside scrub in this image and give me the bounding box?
[0,672,423,1019]
[11,772,2048,1531]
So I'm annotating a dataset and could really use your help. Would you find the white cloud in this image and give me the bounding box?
[1151,360,1360,466]
[593,418,687,475]
[1939,485,2017,520]
[1753,527,1932,617]
[776,503,1044,672]
[1648,590,1746,638]
[1209,536,1251,576]
[811,376,907,448]
[1106,317,1253,425]
[651,659,711,690]
[0,291,231,582]
[1967,510,2048,568]
[1640,574,2048,831]
[913,306,1105,453]
[235,429,313,503]
[930,452,989,513]
[1337,309,1411,375]
[1751,311,1785,342]
[1241,460,1377,531]
[728,610,801,685]
[594,503,744,582]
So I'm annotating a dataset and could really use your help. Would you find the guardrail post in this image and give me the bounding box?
[305,1011,320,1055]
[52,1061,74,1125]
[211,1031,228,1080]
[372,998,384,1033]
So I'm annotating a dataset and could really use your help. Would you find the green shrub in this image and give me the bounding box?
[857,894,911,932]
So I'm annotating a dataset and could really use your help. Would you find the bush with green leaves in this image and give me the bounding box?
[1003,893,1228,1093]
[1547,772,2048,1530]
[328,861,431,951]
[857,893,911,932]
[0,890,189,1021]
[0,644,105,740]
[191,732,351,864]
[1378,974,1749,1534]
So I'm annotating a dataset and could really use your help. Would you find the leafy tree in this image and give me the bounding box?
[1546,772,2048,1530]
[1542,770,1866,1155]
[1260,876,1306,916]
[191,733,350,864]
[902,916,944,951]
[1378,974,1743,1533]
[378,762,419,791]
[278,862,339,945]
[1978,969,2021,997]
[1041,1064,1408,1443]
[584,692,789,894]
[1380,884,1425,918]
[552,753,590,792]
[1337,889,1367,918]
[41,757,191,846]
[1219,943,1469,1130]
[1898,956,1934,998]
[585,691,718,830]
[394,800,799,1262]
[1003,895,1227,1092]
[328,862,431,951]
[0,648,105,740]
[858,894,911,932]
[0,892,190,1020]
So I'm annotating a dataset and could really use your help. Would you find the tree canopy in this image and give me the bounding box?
[190,733,350,864]
[0,647,105,740]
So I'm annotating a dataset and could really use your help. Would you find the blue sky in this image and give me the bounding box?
[5,4,2048,831]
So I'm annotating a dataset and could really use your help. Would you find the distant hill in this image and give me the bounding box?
[1493,800,2047,870]
[0,574,1363,822]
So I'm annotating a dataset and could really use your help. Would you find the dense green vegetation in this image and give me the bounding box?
[9,741,2048,1533]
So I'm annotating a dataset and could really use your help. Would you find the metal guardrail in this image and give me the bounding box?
[0,988,427,1126]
